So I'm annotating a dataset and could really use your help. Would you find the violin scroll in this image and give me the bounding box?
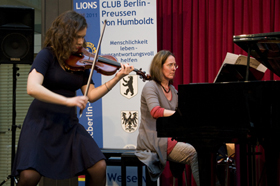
[135,68,151,82]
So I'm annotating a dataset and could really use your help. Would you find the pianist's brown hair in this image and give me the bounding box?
[44,10,87,65]
[150,50,175,84]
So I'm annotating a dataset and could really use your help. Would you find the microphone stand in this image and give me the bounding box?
[0,64,21,186]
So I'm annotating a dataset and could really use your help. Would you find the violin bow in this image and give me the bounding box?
[79,20,107,117]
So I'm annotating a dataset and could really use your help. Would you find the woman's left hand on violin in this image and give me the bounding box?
[115,63,134,79]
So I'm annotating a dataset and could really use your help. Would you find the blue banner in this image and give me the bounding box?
[73,1,157,185]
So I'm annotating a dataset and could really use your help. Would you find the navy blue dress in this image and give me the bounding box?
[12,47,105,179]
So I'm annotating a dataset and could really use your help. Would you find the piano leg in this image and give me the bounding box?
[238,144,248,186]
[262,137,280,186]
[197,149,216,186]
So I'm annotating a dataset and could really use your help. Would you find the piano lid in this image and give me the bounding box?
[233,31,280,77]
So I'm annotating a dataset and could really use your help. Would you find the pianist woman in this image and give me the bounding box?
[135,50,200,185]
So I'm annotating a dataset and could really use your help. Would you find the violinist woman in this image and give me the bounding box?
[12,10,134,186]
[135,50,200,185]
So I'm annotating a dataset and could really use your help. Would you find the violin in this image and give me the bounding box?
[65,47,151,82]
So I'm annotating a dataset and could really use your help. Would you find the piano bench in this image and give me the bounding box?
[121,151,157,186]
[101,148,132,166]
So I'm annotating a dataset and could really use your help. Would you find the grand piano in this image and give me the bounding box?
[156,32,280,186]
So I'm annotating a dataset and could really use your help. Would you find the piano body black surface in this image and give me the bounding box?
[156,31,280,186]
[158,81,280,143]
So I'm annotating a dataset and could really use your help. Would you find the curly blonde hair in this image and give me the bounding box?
[44,10,87,64]
[149,50,175,84]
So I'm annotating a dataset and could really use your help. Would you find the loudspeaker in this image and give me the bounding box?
[0,6,34,64]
